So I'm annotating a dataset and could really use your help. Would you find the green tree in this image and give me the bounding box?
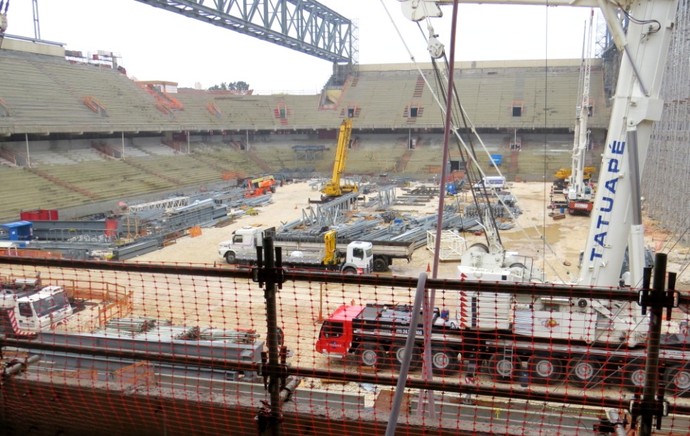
[208,81,250,92]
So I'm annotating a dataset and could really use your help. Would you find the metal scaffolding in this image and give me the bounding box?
[644,3,690,243]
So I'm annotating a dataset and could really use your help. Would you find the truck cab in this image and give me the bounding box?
[1,279,74,334]
[315,304,363,357]
[218,226,275,263]
[341,241,374,274]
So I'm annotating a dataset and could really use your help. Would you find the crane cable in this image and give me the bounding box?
[377,0,498,246]
[378,1,573,282]
[409,15,510,251]
[425,19,570,282]
[378,0,496,186]
[429,53,504,250]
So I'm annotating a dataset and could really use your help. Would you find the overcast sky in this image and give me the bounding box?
[6,1,596,94]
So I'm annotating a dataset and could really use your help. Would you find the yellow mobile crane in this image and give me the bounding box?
[320,117,358,200]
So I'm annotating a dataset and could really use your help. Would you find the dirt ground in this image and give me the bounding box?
[133,180,690,286]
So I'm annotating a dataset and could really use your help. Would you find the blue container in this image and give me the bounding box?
[491,154,503,166]
[1,221,33,241]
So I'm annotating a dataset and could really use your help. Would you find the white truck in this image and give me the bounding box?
[472,176,506,192]
[219,226,374,274]
[1,277,74,337]
[273,232,416,273]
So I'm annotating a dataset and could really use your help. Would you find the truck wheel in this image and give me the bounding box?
[225,252,236,264]
[358,344,385,369]
[527,355,564,385]
[373,257,388,273]
[342,267,357,274]
[623,363,646,391]
[394,345,421,370]
[431,347,459,374]
[566,357,602,387]
[667,366,690,396]
[486,353,515,381]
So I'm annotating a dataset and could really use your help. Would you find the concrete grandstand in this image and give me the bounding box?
[0,35,609,223]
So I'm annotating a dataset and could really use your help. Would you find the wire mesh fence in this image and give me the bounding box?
[1,254,689,436]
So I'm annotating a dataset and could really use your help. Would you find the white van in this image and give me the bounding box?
[473,176,506,191]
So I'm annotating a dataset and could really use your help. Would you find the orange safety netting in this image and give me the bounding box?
[1,256,689,436]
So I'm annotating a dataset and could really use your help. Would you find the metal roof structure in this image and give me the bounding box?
[135,0,355,64]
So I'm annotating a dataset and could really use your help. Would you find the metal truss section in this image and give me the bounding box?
[127,196,190,212]
[425,229,464,261]
[374,186,397,208]
[301,192,359,227]
[135,0,353,63]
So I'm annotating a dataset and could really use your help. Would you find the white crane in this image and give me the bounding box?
[399,0,678,291]
[395,0,678,372]
[567,9,596,216]
[381,6,684,429]
[382,3,681,426]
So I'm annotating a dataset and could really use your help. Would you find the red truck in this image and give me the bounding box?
[315,302,690,396]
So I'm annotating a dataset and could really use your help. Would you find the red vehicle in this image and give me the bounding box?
[316,303,462,371]
[316,302,690,395]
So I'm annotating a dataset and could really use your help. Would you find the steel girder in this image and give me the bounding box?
[134,0,353,63]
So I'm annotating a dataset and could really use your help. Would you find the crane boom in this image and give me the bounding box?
[578,1,677,288]
[321,117,357,199]
[400,0,631,21]
[566,10,595,215]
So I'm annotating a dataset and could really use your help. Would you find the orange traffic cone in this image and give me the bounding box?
[426,263,431,273]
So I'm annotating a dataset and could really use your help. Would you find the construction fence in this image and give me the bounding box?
[1,252,690,436]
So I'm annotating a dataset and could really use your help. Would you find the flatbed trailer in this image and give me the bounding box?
[273,236,415,272]
[230,251,364,273]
